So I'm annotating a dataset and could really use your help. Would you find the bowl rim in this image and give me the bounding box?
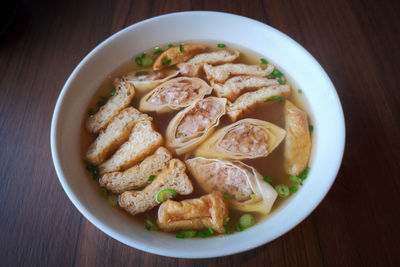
[51,11,345,258]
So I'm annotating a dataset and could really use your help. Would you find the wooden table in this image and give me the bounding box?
[1,0,399,266]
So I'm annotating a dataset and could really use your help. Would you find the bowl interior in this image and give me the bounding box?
[51,11,345,258]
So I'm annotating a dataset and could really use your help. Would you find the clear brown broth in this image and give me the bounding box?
[80,41,312,234]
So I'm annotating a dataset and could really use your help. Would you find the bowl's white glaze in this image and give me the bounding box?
[51,11,345,258]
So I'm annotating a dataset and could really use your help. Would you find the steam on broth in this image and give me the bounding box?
[81,41,312,237]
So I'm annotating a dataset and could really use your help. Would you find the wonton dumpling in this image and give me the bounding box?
[195,118,286,160]
[227,85,291,121]
[123,68,179,93]
[179,49,240,77]
[204,63,274,83]
[212,75,279,101]
[185,157,277,214]
[284,100,311,176]
[153,44,207,70]
[166,97,227,155]
[139,77,212,113]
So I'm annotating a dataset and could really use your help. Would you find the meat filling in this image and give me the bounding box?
[176,99,223,138]
[219,123,269,155]
[149,79,201,105]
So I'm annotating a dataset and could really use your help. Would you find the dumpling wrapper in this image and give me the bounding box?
[153,44,207,70]
[185,157,277,214]
[166,97,227,155]
[212,75,279,101]
[179,49,240,77]
[123,68,179,93]
[204,63,274,83]
[284,100,311,176]
[139,77,212,113]
[195,118,286,160]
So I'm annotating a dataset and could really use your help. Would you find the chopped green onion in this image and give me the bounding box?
[309,125,314,132]
[176,230,196,238]
[135,57,142,66]
[239,214,255,229]
[199,228,214,238]
[278,78,286,85]
[264,96,280,102]
[267,74,275,79]
[275,185,290,197]
[87,108,94,116]
[217,43,226,48]
[156,189,177,203]
[289,175,303,184]
[145,219,159,231]
[141,54,153,67]
[97,96,107,107]
[260,58,268,64]
[279,96,285,102]
[250,194,256,199]
[223,194,228,199]
[179,44,183,52]
[299,167,310,180]
[304,166,310,176]
[108,194,118,206]
[148,175,156,181]
[225,217,230,223]
[177,132,186,137]
[234,224,242,232]
[168,44,173,48]
[141,53,146,58]
[224,224,231,234]
[154,48,163,55]
[110,88,116,96]
[162,58,171,65]
[298,89,303,93]
[227,73,231,77]
[135,71,149,76]
[264,176,272,183]
[289,186,297,193]
[273,69,283,77]
[98,188,108,196]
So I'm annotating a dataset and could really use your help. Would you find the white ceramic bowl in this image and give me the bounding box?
[51,11,345,258]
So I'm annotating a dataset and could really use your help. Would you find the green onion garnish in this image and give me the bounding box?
[298,89,303,93]
[135,57,142,66]
[267,74,275,79]
[275,185,290,197]
[141,53,146,58]
[239,214,255,229]
[141,54,153,67]
[299,167,310,180]
[227,73,231,77]
[199,228,214,238]
[264,176,272,183]
[162,58,171,65]
[278,78,286,85]
[179,44,183,52]
[224,224,231,234]
[273,69,283,77]
[97,96,107,107]
[250,194,256,200]
[108,194,118,206]
[148,175,156,181]
[289,186,297,193]
[168,44,173,48]
[264,96,280,102]
[260,58,268,64]
[304,166,310,176]
[176,230,196,238]
[225,217,230,223]
[87,108,94,116]
[289,175,303,185]
[135,71,149,76]
[223,194,228,199]
[145,219,159,231]
[279,96,285,102]
[156,189,177,203]
[154,48,163,55]
[177,132,186,137]
[110,88,116,96]
[217,43,226,48]
[309,125,314,132]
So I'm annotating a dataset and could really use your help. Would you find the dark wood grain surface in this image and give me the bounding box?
[1,0,399,266]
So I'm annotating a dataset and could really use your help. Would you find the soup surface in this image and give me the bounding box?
[81,41,312,237]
